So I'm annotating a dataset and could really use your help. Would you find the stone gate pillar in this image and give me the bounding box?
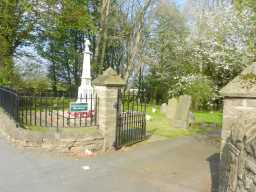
[93,67,125,151]
[219,63,256,192]
[220,63,256,152]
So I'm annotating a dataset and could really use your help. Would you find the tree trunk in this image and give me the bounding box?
[124,0,152,84]
[95,0,111,74]
[51,62,58,97]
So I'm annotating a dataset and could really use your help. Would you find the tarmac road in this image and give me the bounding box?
[0,135,219,192]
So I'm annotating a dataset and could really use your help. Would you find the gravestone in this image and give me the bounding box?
[173,95,192,129]
[164,96,192,129]
[188,111,195,126]
[160,103,167,114]
[152,106,157,113]
[166,98,178,124]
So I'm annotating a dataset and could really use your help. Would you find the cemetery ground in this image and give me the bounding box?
[22,103,222,141]
[146,104,222,140]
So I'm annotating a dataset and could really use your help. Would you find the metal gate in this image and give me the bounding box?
[115,88,147,148]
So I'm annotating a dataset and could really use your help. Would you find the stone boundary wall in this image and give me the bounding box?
[0,110,104,154]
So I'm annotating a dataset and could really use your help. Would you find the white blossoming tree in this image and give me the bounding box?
[144,2,255,109]
[189,5,255,89]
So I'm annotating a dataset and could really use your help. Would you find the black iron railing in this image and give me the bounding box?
[0,87,98,129]
[0,87,19,123]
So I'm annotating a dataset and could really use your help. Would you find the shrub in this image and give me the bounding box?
[169,74,215,110]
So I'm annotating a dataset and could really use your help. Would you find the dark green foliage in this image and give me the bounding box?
[235,0,256,14]
[143,2,196,104]
[0,0,37,85]
[35,0,97,94]
[181,77,215,111]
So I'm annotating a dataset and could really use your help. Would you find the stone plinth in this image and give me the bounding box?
[93,67,125,151]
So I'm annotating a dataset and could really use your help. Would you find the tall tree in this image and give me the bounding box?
[189,4,255,88]
[0,0,38,85]
[94,0,111,74]
[144,1,190,103]
[93,0,153,83]
[36,0,96,94]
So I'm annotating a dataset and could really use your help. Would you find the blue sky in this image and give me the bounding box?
[175,0,185,7]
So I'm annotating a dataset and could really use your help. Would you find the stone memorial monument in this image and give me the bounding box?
[76,38,94,111]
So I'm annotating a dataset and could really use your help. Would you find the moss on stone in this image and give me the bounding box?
[240,73,256,82]
[93,67,125,87]
[240,73,256,88]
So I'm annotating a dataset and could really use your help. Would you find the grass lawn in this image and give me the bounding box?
[146,105,222,139]
[194,111,222,125]
[21,104,222,139]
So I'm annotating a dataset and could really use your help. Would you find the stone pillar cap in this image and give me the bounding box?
[93,67,126,87]
[221,63,256,98]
